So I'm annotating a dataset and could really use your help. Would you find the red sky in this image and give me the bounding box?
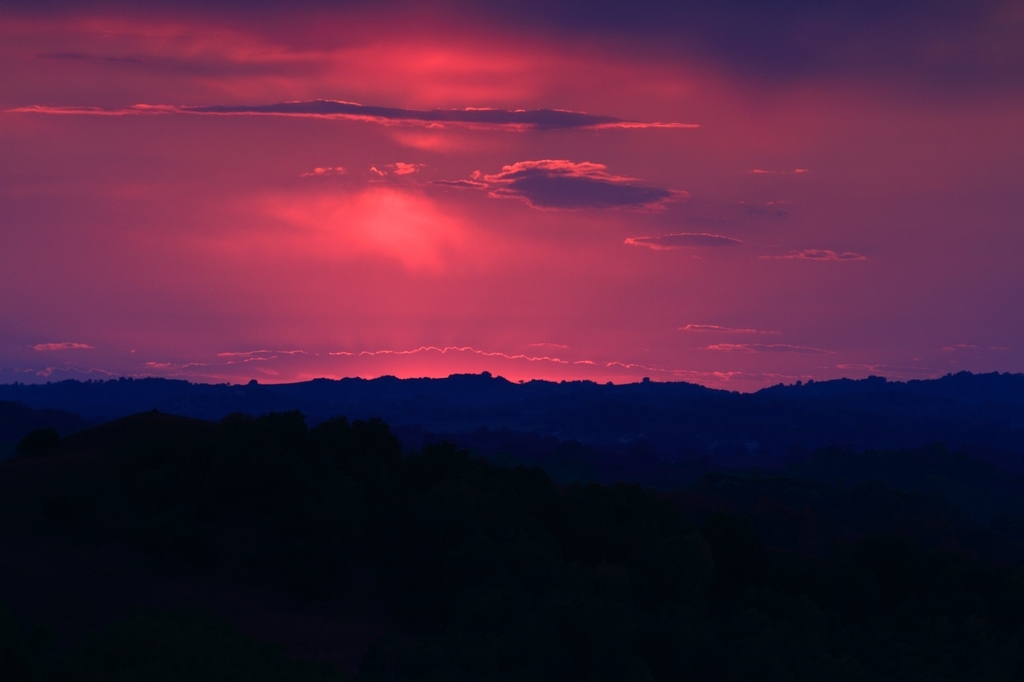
[2,1,1023,389]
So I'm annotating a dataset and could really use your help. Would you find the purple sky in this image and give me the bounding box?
[1,1,1022,389]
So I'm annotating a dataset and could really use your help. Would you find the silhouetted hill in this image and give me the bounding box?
[0,401,91,461]
[2,371,1023,469]
[4,410,1024,681]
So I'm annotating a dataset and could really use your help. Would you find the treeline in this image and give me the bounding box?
[4,411,1024,680]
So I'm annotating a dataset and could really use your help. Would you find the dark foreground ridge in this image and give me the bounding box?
[3,410,1024,680]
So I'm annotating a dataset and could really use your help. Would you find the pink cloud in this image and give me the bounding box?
[355,345,571,364]
[392,162,425,175]
[300,166,345,177]
[32,342,93,351]
[369,162,426,177]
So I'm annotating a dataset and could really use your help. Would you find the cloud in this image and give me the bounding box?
[353,345,572,364]
[10,100,698,131]
[763,249,867,261]
[369,162,426,178]
[300,166,345,178]
[941,343,1009,352]
[33,366,117,378]
[681,324,779,334]
[392,162,424,175]
[36,52,144,65]
[439,160,683,210]
[434,179,489,189]
[704,343,834,354]
[32,342,93,351]
[216,349,306,358]
[749,168,809,174]
[836,363,942,378]
[625,233,742,249]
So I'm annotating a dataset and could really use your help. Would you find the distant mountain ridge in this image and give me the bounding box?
[0,401,90,442]
[1,371,1022,466]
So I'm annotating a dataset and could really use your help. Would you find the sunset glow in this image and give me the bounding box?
[2,1,1022,389]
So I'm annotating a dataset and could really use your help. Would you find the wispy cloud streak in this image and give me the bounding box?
[353,346,571,364]
[763,249,867,261]
[625,233,742,249]
[704,343,834,354]
[681,324,779,334]
[216,349,306,357]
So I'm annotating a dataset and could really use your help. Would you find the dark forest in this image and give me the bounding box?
[3,383,1024,680]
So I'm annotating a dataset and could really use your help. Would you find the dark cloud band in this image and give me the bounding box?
[9,100,697,131]
[762,249,866,261]
[437,160,684,209]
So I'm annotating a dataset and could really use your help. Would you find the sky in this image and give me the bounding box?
[1,0,1022,389]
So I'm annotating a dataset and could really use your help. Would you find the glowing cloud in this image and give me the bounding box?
[370,162,426,177]
[392,162,424,175]
[749,169,810,174]
[353,345,571,364]
[32,342,94,351]
[300,166,345,178]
